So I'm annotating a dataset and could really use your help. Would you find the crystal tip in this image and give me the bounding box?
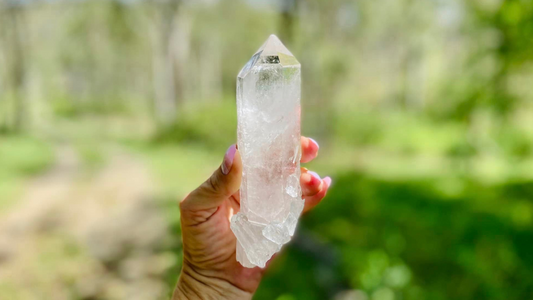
[254,34,298,66]
[238,34,300,78]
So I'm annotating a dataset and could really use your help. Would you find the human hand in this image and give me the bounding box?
[173,137,331,300]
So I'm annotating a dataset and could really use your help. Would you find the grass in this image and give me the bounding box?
[129,142,221,198]
[0,135,54,213]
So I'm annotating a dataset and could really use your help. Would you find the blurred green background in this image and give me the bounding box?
[1,0,533,299]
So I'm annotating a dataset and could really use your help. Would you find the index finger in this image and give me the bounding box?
[301,136,319,163]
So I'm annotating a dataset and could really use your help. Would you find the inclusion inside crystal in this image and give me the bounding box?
[231,34,302,268]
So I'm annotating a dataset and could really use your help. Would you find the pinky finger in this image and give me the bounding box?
[303,177,331,213]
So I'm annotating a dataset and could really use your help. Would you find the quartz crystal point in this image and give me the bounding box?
[231,34,303,268]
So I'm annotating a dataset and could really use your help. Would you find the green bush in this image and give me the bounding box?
[257,173,533,300]
[152,100,237,152]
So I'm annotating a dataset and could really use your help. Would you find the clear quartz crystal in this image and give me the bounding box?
[230,34,303,268]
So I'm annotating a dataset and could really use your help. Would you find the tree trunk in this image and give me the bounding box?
[1,3,27,132]
[148,0,180,125]
[279,0,297,45]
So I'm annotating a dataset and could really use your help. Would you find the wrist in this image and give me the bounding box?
[173,265,252,300]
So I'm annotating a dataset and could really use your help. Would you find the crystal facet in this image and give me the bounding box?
[231,34,302,268]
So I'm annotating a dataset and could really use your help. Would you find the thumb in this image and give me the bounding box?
[180,144,242,212]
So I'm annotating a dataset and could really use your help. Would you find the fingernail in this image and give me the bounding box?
[309,138,320,150]
[308,171,321,181]
[323,176,332,187]
[221,144,237,175]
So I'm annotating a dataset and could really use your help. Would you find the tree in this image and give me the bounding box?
[0,0,28,132]
[146,0,186,125]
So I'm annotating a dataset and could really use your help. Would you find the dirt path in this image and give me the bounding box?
[0,145,175,300]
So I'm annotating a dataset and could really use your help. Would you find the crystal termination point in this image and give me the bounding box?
[231,34,302,268]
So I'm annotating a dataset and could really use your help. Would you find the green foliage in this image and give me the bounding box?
[52,95,133,118]
[152,101,237,152]
[257,173,533,300]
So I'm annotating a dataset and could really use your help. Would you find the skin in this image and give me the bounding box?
[173,136,331,299]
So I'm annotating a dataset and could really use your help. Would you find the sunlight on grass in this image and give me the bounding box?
[0,136,54,213]
[131,143,221,198]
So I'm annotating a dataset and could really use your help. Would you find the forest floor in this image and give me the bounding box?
[0,138,180,300]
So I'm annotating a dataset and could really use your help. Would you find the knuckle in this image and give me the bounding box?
[203,171,229,196]
[206,175,219,193]
[178,192,191,205]
[178,197,189,211]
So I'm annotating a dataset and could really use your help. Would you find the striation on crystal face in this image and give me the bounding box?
[230,34,303,268]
